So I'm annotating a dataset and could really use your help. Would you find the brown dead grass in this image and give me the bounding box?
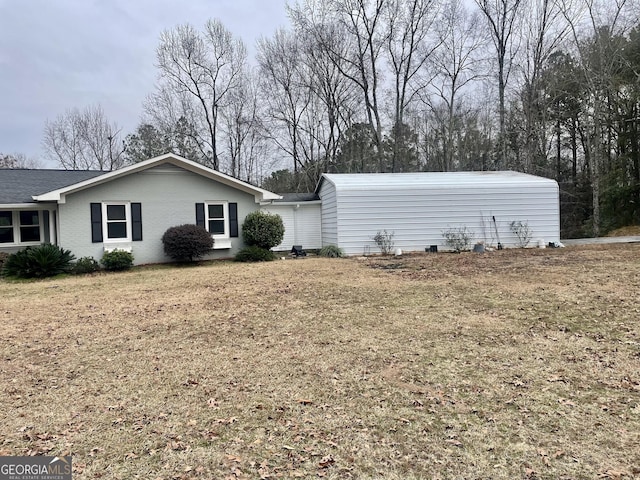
[607,225,640,236]
[1,244,639,479]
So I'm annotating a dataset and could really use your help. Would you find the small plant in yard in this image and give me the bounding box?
[373,230,395,255]
[242,211,285,250]
[73,256,101,274]
[0,252,9,274]
[235,245,277,262]
[162,224,214,262]
[318,245,345,258]
[510,220,533,248]
[442,226,474,253]
[2,244,75,278]
[101,250,134,271]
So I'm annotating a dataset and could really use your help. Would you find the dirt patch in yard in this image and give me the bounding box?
[1,244,639,479]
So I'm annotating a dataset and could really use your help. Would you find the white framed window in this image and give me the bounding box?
[0,211,14,244]
[205,201,229,238]
[102,202,131,242]
[0,210,42,245]
[0,210,15,243]
[19,211,41,242]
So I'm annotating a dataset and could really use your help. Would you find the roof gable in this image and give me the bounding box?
[31,154,281,203]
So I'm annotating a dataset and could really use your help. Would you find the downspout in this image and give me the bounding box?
[49,207,56,245]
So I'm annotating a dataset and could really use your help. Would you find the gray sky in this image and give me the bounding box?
[0,0,290,166]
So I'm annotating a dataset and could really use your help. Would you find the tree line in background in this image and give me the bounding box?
[4,0,638,238]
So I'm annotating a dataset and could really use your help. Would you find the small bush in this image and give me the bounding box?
[319,245,345,258]
[162,224,214,262]
[235,245,277,262]
[510,220,533,248]
[2,250,29,278]
[373,230,395,255]
[442,226,474,253]
[242,211,285,249]
[0,252,9,273]
[101,250,134,271]
[2,244,75,278]
[73,256,101,274]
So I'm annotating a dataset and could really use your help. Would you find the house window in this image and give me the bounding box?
[102,203,131,241]
[206,202,228,237]
[19,211,41,243]
[91,202,141,244]
[0,211,13,243]
[0,210,41,244]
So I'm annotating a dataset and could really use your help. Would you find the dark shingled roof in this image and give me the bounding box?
[274,192,320,202]
[0,169,104,204]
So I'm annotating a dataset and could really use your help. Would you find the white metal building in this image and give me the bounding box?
[315,171,560,256]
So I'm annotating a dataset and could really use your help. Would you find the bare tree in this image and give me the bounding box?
[257,29,313,175]
[384,0,441,171]
[149,19,247,170]
[517,0,569,174]
[288,0,361,170]
[560,0,638,235]
[43,104,124,170]
[428,0,488,171]
[316,0,388,166]
[306,39,356,169]
[0,153,43,169]
[223,68,272,183]
[474,0,526,169]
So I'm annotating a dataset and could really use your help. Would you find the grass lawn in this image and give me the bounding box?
[1,244,639,479]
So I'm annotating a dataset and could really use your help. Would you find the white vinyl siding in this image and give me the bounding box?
[295,204,321,248]
[263,206,295,250]
[262,203,322,250]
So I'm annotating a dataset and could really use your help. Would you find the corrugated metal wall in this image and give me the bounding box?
[319,181,338,247]
[319,174,560,256]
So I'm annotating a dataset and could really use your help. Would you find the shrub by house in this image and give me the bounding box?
[242,211,284,249]
[162,224,214,262]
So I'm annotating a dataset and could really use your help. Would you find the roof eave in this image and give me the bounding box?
[267,200,322,206]
[1,202,47,209]
[314,174,329,194]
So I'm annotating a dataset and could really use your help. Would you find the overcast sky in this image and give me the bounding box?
[0,0,290,166]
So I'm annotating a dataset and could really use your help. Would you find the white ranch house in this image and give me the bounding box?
[1,154,560,263]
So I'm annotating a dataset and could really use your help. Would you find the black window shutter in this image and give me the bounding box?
[90,203,103,243]
[195,203,205,228]
[229,203,238,237]
[131,203,143,241]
